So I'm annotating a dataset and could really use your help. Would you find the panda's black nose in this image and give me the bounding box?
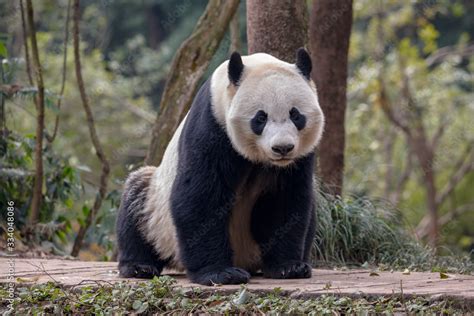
[272,144,294,156]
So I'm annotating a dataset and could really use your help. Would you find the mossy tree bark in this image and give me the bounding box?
[309,0,353,196]
[145,0,240,166]
[246,0,308,63]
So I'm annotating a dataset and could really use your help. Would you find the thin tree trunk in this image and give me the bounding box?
[145,0,240,166]
[26,0,45,225]
[309,0,353,196]
[246,0,308,62]
[20,0,33,86]
[46,0,71,144]
[71,0,110,257]
[411,137,438,247]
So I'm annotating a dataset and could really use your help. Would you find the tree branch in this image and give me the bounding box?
[229,9,241,54]
[378,78,412,136]
[145,0,240,166]
[71,0,110,257]
[436,143,474,207]
[416,203,474,238]
[46,0,71,144]
[425,43,474,67]
[430,117,449,150]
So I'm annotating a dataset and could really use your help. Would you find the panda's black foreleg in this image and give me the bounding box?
[303,204,316,262]
[251,156,315,279]
[252,194,313,279]
[171,176,251,285]
[171,195,251,285]
[116,168,168,279]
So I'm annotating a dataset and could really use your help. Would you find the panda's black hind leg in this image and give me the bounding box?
[116,167,168,279]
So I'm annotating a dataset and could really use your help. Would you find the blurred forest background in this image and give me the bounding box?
[0,0,473,267]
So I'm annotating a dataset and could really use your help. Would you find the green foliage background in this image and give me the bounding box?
[0,0,472,262]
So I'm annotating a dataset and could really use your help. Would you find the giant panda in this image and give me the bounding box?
[116,48,325,286]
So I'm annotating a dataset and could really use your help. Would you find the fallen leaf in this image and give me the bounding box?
[16,276,40,283]
[402,269,411,275]
[233,288,250,305]
[439,272,449,279]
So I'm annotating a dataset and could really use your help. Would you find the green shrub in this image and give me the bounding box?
[0,132,81,245]
[313,189,473,273]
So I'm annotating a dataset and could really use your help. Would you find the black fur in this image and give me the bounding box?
[170,78,316,285]
[250,154,315,279]
[228,52,244,85]
[295,48,312,80]
[303,204,316,262]
[250,110,268,135]
[290,107,307,131]
[116,168,169,278]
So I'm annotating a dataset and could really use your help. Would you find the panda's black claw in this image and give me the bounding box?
[190,266,250,285]
[263,261,312,279]
[119,263,163,279]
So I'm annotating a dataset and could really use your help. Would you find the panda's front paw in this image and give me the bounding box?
[263,261,312,279]
[189,266,250,285]
[119,263,162,279]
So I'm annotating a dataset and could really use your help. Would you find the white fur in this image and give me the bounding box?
[140,116,187,271]
[211,53,325,167]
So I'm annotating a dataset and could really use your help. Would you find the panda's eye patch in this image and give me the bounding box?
[289,107,306,130]
[251,110,267,135]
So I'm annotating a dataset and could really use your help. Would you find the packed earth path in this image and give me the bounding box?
[1,258,473,308]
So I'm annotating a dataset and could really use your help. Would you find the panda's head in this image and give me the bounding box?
[211,49,325,167]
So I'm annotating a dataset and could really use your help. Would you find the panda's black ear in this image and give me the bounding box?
[295,48,312,80]
[228,52,244,86]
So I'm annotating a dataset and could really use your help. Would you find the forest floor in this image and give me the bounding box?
[1,258,473,314]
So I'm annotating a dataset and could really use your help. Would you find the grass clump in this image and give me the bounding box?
[313,190,473,274]
[0,277,469,315]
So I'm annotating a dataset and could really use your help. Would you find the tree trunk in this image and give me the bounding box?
[246,0,308,62]
[19,0,33,86]
[71,0,110,257]
[26,0,45,225]
[411,136,438,248]
[309,0,353,196]
[145,0,240,166]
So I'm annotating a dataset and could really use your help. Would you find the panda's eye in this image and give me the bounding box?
[256,111,267,124]
[289,107,306,130]
[250,110,267,135]
[290,108,300,121]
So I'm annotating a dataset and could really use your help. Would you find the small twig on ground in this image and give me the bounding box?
[25,261,95,308]
[400,280,408,314]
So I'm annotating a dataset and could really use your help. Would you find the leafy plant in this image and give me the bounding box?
[0,277,469,315]
[313,188,473,273]
[0,132,81,247]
